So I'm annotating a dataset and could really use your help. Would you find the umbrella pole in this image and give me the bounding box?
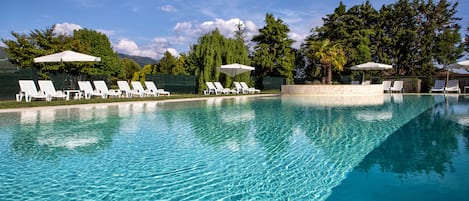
[446,70,449,86]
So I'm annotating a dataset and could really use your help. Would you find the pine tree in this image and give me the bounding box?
[251,13,295,84]
[465,24,469,58]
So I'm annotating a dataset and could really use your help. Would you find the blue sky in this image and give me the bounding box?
[1,0,468,59]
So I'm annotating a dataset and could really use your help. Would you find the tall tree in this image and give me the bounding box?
[172,53,187,75]
[252,13,295,84]
[122,58,141,81]
[222,38,251,86]
[73,28,124,81]
[312,0,378,79]
[2,26,73,77]
[465,24,469,58]
[156,51,177,74]
[187,28,251,92]
[187,29,225,93]
[434,25,464,66]
[380,0,461,75]
[2,26,123,81]
[308,0,462,81]
[304,39,346,84]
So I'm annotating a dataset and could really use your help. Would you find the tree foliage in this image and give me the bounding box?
[303,0,463,83]
[304,39,346,84]
[2,1,465,89]
[187,29,251,93]
[1,25,123,81]
[122,58,141,81]
[252,13,295,84]
[153,51,187,75]
[465,24,469,58]
[73,29,124,80]
[133,64,152,82]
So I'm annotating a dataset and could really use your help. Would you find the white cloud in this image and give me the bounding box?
[53,23,82,35]
[114,38,141,55]
[173,18,259,46]
[289,32,307,49]
[174,22,193,35]
[161,5,177,12]
[113,38,179,59]
[96,29,115,36]
[166,48,178,56]
[52,17,308,61]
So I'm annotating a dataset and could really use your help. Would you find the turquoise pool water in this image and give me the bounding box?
[0,94,468,200]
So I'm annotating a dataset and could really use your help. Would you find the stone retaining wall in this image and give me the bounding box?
[281,84,384,96]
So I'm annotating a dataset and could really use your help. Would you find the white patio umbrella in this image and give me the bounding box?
[446,60,469,69]
[34,50,101,63]
[351,62,393,82]
[217,63,255,77]
[443,60,469,84]
[34,50,101,89]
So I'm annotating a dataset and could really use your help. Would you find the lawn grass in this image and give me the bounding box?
[0,90,280,110]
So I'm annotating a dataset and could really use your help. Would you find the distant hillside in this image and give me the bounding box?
[118,53,158,67]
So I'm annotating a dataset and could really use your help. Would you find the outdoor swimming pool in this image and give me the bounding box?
[0,94,468,200]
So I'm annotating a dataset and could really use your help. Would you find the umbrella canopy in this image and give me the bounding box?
[351,62,393,82]
[351,62,393,70]
[217,63,255,77]
[443,60,469,84]
[34,50,101,63]
[446,60,469,70]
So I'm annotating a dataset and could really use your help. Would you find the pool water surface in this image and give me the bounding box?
[0,94,468,200]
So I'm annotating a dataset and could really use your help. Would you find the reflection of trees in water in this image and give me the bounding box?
[11,107,118,160]
[300,106,387,165]
[187,98,253,148]
[463,127,469,151]
[356,109,459,176]
[253,99,295,158]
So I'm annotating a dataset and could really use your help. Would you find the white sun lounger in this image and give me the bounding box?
[145,81,170,96]
[214,82,235,94]
[38,80,68,101]
[240,82,261,93]
[93,80,121,98]
[78,81,104,99]
[382,80,392,93]
[18,80,48,102]
[117,81,143,98]
[445,80,460,93]
[233,82,246,94]
[389,81,403,93]
[131,81,157,97]
[205,82,219,95]
[430,80,445,93]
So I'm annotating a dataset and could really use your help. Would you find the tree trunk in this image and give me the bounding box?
[322,67,326,84]
[327,65,332,84]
